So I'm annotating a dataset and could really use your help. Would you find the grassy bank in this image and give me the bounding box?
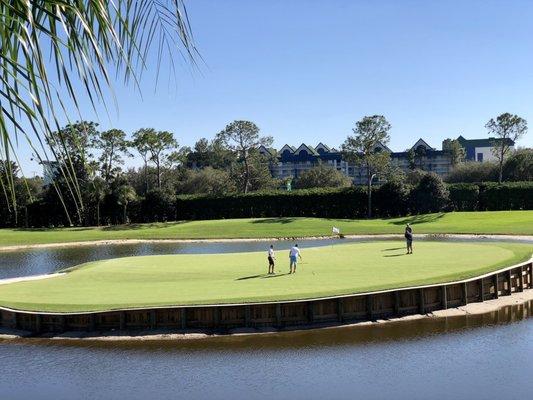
[0,241,530,312]
[0,211,532,247]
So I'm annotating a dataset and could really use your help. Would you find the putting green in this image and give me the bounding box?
[0,241,530,313]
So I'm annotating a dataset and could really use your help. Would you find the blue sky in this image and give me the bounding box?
[17,0,533,174]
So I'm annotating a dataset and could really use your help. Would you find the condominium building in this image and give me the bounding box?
[259,135,513,184]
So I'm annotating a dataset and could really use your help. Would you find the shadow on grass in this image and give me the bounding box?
[235,274,267,281]
[382,247,404,251]
[101,221,192,231]
[383,254,406,257]
[391,213,445,226]
[262,273,290,278]
[251,218,296,225]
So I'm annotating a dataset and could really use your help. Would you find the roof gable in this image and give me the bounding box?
[294,143,318,156]
[258,145,274,155]
[315,142,331,153]
[375,141,392,152]
[279,144,295,154]
[411,138,435,151]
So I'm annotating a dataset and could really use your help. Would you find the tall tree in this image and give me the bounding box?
[88,177,107,226]
[485,113,528,183]
[47,121,99,224]
[116,185,137,224]
[0,1,196,213]
[132,129,153,194]
[442,138,466,166]
[216,121,273,193]
[342,115,391,218]
[93,129,130,181]
[145,130,178,189]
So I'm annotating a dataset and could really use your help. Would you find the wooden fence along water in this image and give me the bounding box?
[1,260,532,335]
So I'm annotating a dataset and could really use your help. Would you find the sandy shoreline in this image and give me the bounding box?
[1,233,532,252]
[1,289,531,341]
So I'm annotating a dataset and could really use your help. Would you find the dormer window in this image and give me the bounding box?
[299,150,308,156]
[282,150,291,156]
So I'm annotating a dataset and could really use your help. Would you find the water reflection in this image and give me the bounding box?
[0,302,531,400]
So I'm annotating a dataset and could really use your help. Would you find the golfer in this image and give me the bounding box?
[289,244,302,274]
[267,245,276,274]
[405,223,413,254]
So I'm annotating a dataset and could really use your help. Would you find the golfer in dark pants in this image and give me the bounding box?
[405,223,413,254]
[267,245,276,274]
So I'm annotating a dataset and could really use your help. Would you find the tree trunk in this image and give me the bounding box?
[243,154,250,194]
[123,204,127,224]
[96,201,100,226]
[498,146,504,184]
[367,176,372,219]
[156,160,161,189]
[144,160,148,194]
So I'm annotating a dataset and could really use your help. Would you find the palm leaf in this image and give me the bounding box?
[0,0,197,224]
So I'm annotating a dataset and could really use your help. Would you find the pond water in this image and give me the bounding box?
[0,240,532,399]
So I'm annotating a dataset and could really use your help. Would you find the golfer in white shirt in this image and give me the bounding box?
[267,245,276,274]
[289,244,302,274]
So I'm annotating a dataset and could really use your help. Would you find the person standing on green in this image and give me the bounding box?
[267,245,276,274]
[405,223,413,254]
[289,244,302,274]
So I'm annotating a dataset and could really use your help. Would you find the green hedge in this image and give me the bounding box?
[177,187,368,220]
[448,183,480,211]
[448,182,532,211]
[177,182,533,220]
[478,182,533,211]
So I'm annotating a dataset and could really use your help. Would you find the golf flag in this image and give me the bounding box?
[332,227,340,235]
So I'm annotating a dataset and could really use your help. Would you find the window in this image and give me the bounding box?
[477,153,483,162]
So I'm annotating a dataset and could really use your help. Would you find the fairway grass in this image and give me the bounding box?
[0,241,530,313]
[0,211,532,247]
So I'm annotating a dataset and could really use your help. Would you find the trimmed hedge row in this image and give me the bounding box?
[448,182,533,211]
[176,187,369,220]
[176,181,533,220]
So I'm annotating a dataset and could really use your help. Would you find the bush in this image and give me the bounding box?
[293,164,352,189]
[446,162,499,183]
[448,183,479,211]
[478,182,533,210]
[141,189,176,222]
[410,173,450,213]
[374,180,411,217]
[176,187,368,220]
[502,149,533,182]
[176,167,235,195]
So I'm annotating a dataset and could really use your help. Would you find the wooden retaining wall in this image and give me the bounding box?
[1,260,532,335]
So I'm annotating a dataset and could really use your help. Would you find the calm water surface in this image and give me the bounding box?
[0,241,532,399]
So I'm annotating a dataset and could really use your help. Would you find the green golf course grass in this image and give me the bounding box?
[0,211,532,247]
[0,241,530,313]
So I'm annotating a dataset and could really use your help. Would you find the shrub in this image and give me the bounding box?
[446,162,498,183]
[410,173,450,213]
[176,167,235,195]
[478,182,533,210]
[502,148,533,182]
[176,187,368,220]
[293,164,352,189]
[374,180,411,217]
[141,189,176,222]
[448,183,480,211]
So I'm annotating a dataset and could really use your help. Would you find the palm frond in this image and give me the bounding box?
[0,0,197,224]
